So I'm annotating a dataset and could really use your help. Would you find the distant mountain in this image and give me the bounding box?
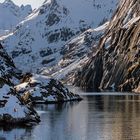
[0,0,32,36]
[75,0,140,93]
[1,0,117,73]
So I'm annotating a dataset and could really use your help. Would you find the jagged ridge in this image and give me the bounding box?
[0,0,32,36]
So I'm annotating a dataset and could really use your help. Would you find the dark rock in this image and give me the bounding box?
[15,74,82,104]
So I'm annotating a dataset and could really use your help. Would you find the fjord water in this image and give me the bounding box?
[1,90,140,140]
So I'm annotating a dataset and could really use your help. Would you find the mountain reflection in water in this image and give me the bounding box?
[1,92,140,140]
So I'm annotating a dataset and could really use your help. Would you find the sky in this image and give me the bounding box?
[1,0,45,9]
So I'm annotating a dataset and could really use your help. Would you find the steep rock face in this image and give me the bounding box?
[0,0,32,36]
[1,0,117,73]
[75,0,140,92]
[0,43,21,86]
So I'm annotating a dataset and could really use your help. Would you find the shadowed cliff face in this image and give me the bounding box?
[75,0,140,92]
[0,43,22,86]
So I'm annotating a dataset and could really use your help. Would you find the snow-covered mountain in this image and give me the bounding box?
[1,0,118,74]
[0,41,81,125]
[75,0,140,93]
[40,22,109,83]
[0,0,32,36]
[0,42,81,105]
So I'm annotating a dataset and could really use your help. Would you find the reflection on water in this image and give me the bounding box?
[1,93,140,140]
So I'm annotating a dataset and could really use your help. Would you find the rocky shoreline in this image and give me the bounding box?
[0,113,40,126]
[15,74,82,104]
[0,43,82,127]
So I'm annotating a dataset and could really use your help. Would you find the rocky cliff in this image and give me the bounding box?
[0,43,21,86]
[15,74,82,104]
[75,0,140,93]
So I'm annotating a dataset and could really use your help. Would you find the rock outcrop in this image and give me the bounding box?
[0,40,82,108]
[0,43,40,125]
[75,0,140,93]
[0,85,40,126]
[15,74,82,104]
[0,42,81,126]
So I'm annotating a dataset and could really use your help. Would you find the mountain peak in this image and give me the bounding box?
[0,0,32,35]
[43,0,54,4]
[1,0,117,73]
[3,0,15,5]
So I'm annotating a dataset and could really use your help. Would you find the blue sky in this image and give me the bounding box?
[1,0,45,9]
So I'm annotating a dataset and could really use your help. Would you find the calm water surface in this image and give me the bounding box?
[1,89,140,140]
